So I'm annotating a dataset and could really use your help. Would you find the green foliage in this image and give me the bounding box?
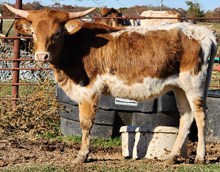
[23,1,44,10]
[213,8,220,17]
[185,1,205,18]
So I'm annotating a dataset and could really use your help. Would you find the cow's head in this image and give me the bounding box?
[98,7,123,27]
[5,4,96,63]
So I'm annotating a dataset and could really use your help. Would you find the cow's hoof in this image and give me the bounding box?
[195,158,205,164]
[73,154,88,164]
[163,158,176,166]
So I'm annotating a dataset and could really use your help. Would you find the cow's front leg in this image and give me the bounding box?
[73,96,98,163]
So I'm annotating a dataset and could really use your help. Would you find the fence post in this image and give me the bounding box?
[12,0,22,106]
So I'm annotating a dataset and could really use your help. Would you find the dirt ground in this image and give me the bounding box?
[0,137,220,171]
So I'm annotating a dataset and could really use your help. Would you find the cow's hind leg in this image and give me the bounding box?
[188,96,206,164]
[166,87,206,165]
[165,88,194,165]
[73,96,98,163]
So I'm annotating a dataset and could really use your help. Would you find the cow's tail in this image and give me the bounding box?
[204,35,218,106]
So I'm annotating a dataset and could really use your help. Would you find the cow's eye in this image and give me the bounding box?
[53,29,61,40]
[31,31,35,36]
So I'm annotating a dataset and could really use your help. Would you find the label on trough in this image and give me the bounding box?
[115,98,138,106]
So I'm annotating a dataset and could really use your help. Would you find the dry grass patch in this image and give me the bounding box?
[0,80,60,139]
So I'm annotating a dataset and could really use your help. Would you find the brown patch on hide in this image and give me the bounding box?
[193,98,205,111]
[86,29,184,84]
[82,21,123,31]
[179,33,202,75]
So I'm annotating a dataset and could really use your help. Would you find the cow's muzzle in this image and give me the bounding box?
[35,52,51,62]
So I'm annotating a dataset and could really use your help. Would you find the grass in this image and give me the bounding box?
[91,137,121,147]
[1,164,68,172]
[0,84,44,98]
[1,163,220,172]
[208,22,220,56]
[210,69,220,90]
[209,23,220,36]
[37,134,122,148]
[174,164,220,172]
[1,19,14,36]
[0,79,60,138]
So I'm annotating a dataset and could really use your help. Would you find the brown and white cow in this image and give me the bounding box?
[93,7,124,27]
[5,4,217,165]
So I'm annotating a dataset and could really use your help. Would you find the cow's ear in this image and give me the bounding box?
[64,20,82,34]
[15,19,32,35]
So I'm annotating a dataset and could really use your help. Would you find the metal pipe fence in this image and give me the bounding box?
[0,2,220,102]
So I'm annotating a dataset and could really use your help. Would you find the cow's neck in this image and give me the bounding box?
[50,55,90,89]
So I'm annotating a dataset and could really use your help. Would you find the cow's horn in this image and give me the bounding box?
[68,7,96,19]
[5,3,29,19]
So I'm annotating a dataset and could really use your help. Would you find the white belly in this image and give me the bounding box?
[60,74,178,104]
[103,74,178,101]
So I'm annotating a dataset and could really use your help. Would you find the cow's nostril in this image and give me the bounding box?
[35,52,50,62]
[44,54,49,60]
